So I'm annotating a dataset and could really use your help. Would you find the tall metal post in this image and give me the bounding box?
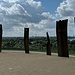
[56,19,69,57]
[46,32,51,55]
[74,17,75,36]
[0,24,2,52]
[24,28,29,53]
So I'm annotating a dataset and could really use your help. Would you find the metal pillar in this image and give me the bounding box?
[24,28,29,53]
[56,19,69,57]
[0,24,2,52]
[46,32,51,55]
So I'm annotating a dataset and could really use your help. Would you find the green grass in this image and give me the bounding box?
[69,51,75,55]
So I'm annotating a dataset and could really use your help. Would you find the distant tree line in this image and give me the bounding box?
[2,37,75,52]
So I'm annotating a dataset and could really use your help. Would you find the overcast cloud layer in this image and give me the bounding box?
[0,0,75,37]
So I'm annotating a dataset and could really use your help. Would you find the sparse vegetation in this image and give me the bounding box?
[2,37,75,55]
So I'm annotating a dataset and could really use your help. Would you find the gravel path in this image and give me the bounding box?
[0,51,75,75]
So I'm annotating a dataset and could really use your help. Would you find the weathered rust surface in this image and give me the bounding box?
[0,24,2,52]
[46,32,51,55]
[24,28,29,53]
[56,19,69,57]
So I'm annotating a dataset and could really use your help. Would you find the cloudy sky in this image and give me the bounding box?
[0,0,75,37]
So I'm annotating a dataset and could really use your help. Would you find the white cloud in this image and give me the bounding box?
[26,0,42,8]
[0,0,55,37]
[6,3,31,16]
[1,0,75,37]
[56,0,75,17]
[56,0,75,36]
